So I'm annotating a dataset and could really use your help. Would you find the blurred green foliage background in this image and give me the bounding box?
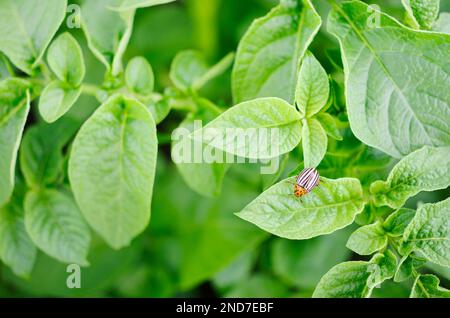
[0,0,449,297]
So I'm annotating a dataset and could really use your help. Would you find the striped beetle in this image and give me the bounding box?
[293,167,320,198]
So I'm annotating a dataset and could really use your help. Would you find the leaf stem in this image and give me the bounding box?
[81,83,101,97]
[38,61,53,82]
[189,89,223,115]
[198,97,223,115]
[29,77,102,99]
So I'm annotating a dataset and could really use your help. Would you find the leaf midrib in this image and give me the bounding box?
[416,277,431,298]
[320,164,391,176]
[239,4,315,101]
[230,118,301,130]
[382,166,441,197]
[410,237,450,242]
[334,4,434,146]
[30,191,83,259]
[0,93,28,127]
[1,209,23,252]
[243,13,296,96]
[247,196,361,216]
[114,107,129,244]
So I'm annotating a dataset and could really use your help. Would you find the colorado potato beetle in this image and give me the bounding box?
[294,167,320,198]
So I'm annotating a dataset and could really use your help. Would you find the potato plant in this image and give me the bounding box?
[0,0,448,298]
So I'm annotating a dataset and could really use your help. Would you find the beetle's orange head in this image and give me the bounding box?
[294,184,308,197]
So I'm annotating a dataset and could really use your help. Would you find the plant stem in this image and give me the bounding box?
[81,83,101,97]
[190,89,223,115]
[199,97,223,115]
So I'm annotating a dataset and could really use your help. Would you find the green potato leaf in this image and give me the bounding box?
[171,113,228,197]
[125,56,154,95]
[170,50,208,91]
[232,0,321,103]
[394,254,426,282]
[0,53,12,79]
[313,261,372,298]
[19,118,78,188]
[69,95,158,249]
[402,0,440,30]
[195,97,302,159]
[368,250,397,289]
[346,222,387,256]
[39,81,82,123]
[383,208,415,237]
[147,96,171,125]
[302,117,327,168]
[425,262,450,281]
[394,256,414,283]
[401,198,450,267]
[370,146,450,209]
[47,33,85,87]
[0,192,37,278]
[328,1,450,158]
[410,274,450,298]
[237,177,364,240]
[81,0,135,75]
[313,250,396,298]
[25,189,91,265]
[0,0,67,74]
[295,51,329,117]
[0,78,31,206]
